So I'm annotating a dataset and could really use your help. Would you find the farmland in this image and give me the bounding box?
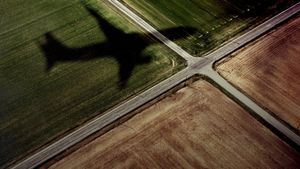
[50,80,300,168]
[217,16,300,132]
[123,0,297,55]
[0,0,185,166]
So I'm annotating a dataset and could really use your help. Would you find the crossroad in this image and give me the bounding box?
[11,1,300,169]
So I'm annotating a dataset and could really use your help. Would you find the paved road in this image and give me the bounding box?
[200,66,300,146]
[110,0,300,145]
[12,1,300,169]
[108,0,199,66]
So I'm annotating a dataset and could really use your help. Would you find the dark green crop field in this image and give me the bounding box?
[0,0,185,167]
[123,0,297,55]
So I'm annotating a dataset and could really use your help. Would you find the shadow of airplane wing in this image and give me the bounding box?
[84,5,125,40]
[83,5,198,46]
[115,51,152,88]
[118,59,135,88]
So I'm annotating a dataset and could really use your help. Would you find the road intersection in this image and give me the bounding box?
[111,0,300,146]
[12,1,300,168]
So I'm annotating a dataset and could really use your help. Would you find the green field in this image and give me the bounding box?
[123,0,297,55]
[0,0,185,167]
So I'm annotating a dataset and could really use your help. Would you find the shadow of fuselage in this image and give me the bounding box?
[38,5,197,88]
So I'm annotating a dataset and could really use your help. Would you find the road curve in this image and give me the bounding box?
[11,1,300,169]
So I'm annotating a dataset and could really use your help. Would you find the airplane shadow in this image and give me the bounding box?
[38,5,197,88]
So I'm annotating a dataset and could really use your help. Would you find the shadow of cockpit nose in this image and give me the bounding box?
[154,26,197,41]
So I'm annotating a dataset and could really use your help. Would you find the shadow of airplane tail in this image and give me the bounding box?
[38,32,71,71]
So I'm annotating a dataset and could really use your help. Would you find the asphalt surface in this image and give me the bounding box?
[11,1,300,169]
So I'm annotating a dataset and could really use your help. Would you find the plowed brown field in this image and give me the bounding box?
[217,16,300,132]
[50,80,300,169]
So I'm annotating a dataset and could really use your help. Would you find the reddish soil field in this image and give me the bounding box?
[217,16,300,132]
[50,80,300,169]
